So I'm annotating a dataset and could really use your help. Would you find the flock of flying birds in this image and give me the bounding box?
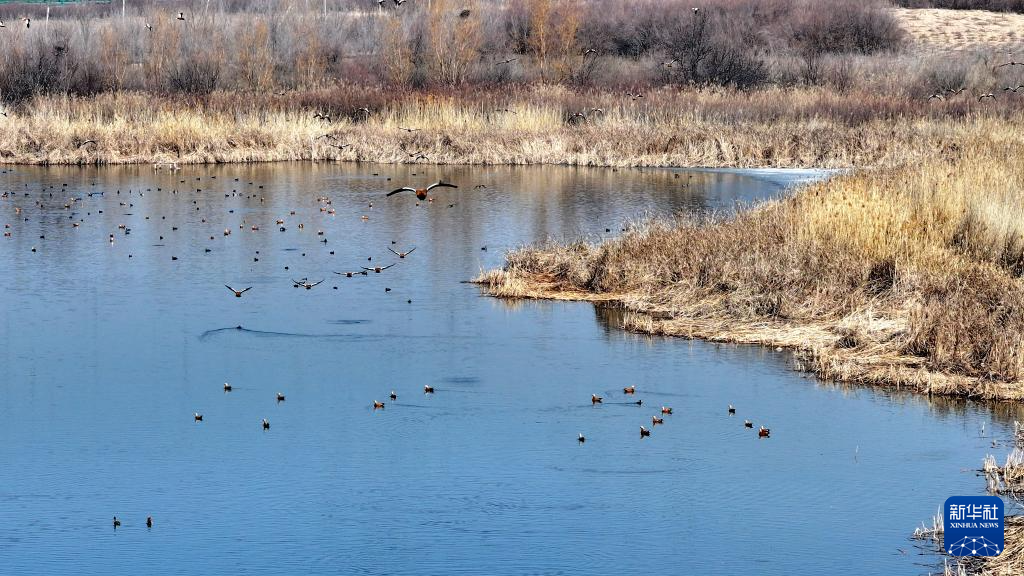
[928,59,1024,101]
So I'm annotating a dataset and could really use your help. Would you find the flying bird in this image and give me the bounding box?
[978,93,996,101]
[387,181,457,200]
[225,285,252,297]
[293,279,324,289]
[388,247,416,258]
[362,264,396,273]
[334,270,368,277]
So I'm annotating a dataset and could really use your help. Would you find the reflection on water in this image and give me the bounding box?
[0,162,1005,575]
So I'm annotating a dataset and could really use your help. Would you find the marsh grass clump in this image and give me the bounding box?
[481,139,1024,399]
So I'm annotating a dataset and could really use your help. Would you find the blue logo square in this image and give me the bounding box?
[944,496,1004,556]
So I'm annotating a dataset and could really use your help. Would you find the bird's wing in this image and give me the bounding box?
[310,280,324,287]
[240,287,252,294]
[387,187,416,196]
[292,279,305,284]
[225,285,235,292]
[427,181,458,191]
[405,247,416,255]
[361,267,374,271]
[388,247,400,256]
[381,263,396,270]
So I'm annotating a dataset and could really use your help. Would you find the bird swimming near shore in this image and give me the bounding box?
[388,246,416,258]
[591,394,602,404]
[388,181,457,201]
[225,285,252,297]
[362,263,395,273]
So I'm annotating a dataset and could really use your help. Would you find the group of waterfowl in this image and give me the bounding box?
[584,387,769,442]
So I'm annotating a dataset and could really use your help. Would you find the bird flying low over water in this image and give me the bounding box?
[334,270,368,277]
[388,247,416,258]
[225,285,252,297]
[293,279,324,289]
[362,264,395,273]
[387,181,457,200]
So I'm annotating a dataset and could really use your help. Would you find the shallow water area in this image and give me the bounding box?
[0,161,1013,575]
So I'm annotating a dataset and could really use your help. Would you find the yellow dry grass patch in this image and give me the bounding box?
[894,7,1024,52]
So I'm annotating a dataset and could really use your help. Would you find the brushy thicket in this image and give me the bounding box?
[0,0,906,104]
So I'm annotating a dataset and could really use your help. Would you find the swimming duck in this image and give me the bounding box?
[623,385,635,394]
[640,426,651,438]
[194,413,203,422]
[389,391,397,400]
[424,385,434,394]
[578,433,585,443]
[146,516,152,528]
[744,420,753,428]
[759,426,770,438]
[661,406,672,415]
[652,416,664,426]
[373,400,385,409]
[728,404,735,414]
[223,383,232,392]
[113,516,120,528]
[591,394,602,404]
[262,418,270,430]
[276,392,285,402]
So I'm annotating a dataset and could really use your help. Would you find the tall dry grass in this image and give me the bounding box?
[479,122,1024,399]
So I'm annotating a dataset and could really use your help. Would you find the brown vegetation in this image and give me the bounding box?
[478,124,1024,400]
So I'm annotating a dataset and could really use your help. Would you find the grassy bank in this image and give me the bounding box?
[0,87,1018,167]
[478,126,1024,400]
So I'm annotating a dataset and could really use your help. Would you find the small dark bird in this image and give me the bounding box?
[591,394,602,404]
[495,57,518,65]
[459,9,471,18]
[113,516,121,529]
[652,416,664,426]
[388,181,457,200]
[728,404,736,415]
[224,382,232,392]
[744,420,753,428]
[389,247,416,258]
[276,392,285,402]
[194,413,203,422]
[22,17,30,29]
[146,516,152,528]
[263,418,270,430]
[578,433,585,443]
[176,12,185,21]
[225,285,252,297]
[635,399,643,406]
[424,385,434,394]
[390,391,397,400]
[640,426,651,438]
[623,385,635,395]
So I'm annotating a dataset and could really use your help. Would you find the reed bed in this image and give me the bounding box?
[478,127,1024,400]
[0,86,1017,167]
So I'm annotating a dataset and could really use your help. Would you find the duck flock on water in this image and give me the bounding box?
[2,166,771,532]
